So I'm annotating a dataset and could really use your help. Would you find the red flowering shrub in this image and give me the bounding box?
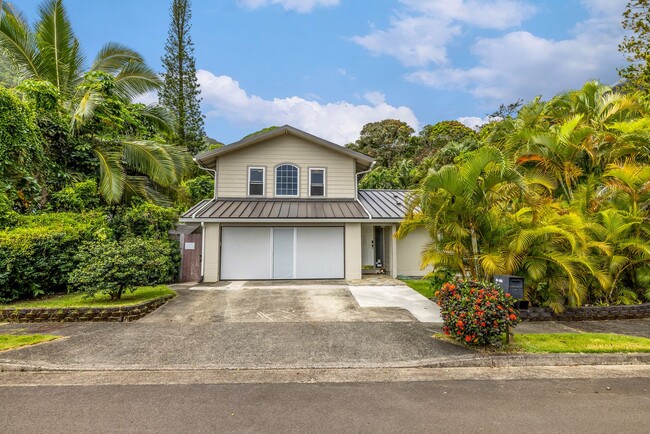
[436,280,519,347]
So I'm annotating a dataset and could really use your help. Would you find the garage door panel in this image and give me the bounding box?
[221,227,271,280]
[273,228,294,279]
[295,227,344,279]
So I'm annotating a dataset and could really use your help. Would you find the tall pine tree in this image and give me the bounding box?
[618,0,650,95]
[160,0,205,154]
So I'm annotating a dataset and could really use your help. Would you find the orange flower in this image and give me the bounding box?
[465,335,472,342]
[509,314,517,321]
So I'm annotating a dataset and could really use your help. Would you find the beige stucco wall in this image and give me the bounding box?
[344,223,362,280]
[216,135,356,199]
[396,227,433,277]
[203,223,220,282]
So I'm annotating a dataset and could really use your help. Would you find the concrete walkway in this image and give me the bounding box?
[348,285,441,322]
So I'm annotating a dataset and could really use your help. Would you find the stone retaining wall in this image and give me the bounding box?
[0,294,174,323]
[520,303,650,321]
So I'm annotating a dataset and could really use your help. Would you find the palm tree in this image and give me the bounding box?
[398,146,529,280]
[0,0,189,203]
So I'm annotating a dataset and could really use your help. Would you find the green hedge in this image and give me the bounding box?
[0,212,107,303]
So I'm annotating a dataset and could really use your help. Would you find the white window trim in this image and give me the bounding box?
[274,164,300,197]
[308,167,326,197]
[248,166,266,197]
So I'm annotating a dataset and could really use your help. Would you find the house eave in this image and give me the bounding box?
[179,217,373,224]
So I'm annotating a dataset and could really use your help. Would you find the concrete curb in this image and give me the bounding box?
[2,352,649,372]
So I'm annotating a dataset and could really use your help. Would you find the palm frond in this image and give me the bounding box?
[122,140,178,187]
[34,0,82,96]
[70,89,103,131]
[113,61,161,101]
[93,147,125,203]
[90,42,142,75]
[0,5,41,80]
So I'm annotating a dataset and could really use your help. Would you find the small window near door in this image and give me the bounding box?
[309,168,325,197]
[248,167,265,196]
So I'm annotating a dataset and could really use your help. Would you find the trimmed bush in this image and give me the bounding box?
[437,280,519,346]
[68,238,177,300]
[0,212,107,302]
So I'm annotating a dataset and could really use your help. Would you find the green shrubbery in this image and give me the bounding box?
[0,212,107,302]
[0,201,180,303]
[183,174,213,204]
[49,180,101,212]
[437,280,519,347]
[69,238,177,300]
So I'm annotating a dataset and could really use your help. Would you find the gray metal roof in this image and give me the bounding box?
[194,125,374,168]
[358,190,414,219]
[181,198,369,220]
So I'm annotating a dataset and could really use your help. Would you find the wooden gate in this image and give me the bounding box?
[179,233,202,282]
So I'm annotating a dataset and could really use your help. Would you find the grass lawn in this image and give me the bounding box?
[0,334,60,351]
[513,333,650,353]
[1,285,175,309]
[402,279,436,299]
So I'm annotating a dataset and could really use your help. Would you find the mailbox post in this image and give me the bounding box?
[494,275,526,345]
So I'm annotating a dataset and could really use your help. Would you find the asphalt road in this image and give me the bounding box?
[1,376,648,433]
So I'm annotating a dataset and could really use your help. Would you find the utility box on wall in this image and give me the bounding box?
[494,275,524,300]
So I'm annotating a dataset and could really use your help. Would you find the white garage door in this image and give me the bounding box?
[220,227,344,280]
[220,227,272,280]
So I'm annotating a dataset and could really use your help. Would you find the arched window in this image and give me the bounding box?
[275,164,299,196]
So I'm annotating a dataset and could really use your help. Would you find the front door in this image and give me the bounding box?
[374,226,385,268]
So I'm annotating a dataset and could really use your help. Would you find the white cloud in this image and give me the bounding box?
[197,70,420,144]
[406,0,627,104]
[457,116,494,130]
[237,0,339,13]
[352,0,535,67]
[399,0,536,29]
[133,91,159,105]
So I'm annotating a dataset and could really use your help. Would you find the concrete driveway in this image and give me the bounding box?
[141,281,441,324]
[0,280,458,371]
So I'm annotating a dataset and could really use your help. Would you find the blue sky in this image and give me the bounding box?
[16,0,628,144]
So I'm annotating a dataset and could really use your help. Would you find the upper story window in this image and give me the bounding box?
[248,167,265,196]
[309,168,325,197]
[275,164,299,196]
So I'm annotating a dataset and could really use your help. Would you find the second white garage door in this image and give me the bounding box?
[220,227,344,280]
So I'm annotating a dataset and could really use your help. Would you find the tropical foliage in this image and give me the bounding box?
[398,82,650,311]
[0,0,192,206]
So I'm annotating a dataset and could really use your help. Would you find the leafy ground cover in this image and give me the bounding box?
[0,334,60,351]
[402,279,435,299]
[513,333,650,353]
[1,286,175,309]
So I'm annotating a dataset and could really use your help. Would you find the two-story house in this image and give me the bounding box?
[179,125,431,281]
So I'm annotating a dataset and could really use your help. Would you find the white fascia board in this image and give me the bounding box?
[178,218,374,224]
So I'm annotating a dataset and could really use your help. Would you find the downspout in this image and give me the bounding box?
[355,161,376,220]
[193,157,217,283]
[199,221,206,283]
[355,161,376,201]
[194,157,218,199]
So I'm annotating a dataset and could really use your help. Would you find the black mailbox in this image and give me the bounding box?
[494,275,524,299]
